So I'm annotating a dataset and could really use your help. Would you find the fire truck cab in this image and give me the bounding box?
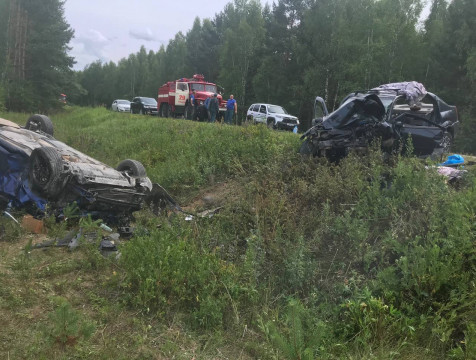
[157,74,226,120]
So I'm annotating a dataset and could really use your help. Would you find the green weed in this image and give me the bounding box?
[45,298,96,347]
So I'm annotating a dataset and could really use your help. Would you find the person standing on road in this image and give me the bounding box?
[209,93,219,123]
[225,94,237,125]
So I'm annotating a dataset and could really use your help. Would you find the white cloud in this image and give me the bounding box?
[64,0,270,70]
[129,28,157,42]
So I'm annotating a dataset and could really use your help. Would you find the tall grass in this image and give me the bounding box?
[2,107,475,358]
[33,107,300,198]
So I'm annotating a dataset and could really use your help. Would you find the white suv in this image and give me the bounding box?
[246,103,299,131]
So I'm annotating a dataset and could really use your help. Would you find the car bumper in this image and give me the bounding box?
[276,121,299,131]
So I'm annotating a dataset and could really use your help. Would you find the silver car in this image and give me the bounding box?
[111,99,131,112]
[247,103,299,131]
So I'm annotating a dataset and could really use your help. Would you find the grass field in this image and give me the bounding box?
[0,107,475,359]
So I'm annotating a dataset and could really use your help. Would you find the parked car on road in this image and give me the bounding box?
[0,114,159,221]
[247,103,299,131]
[130,97,158,115]
[111,99,131,112]
[300,82,459,160]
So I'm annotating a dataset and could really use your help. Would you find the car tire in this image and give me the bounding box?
[267,118,275,129]
[167,105,173,118]
[29,147,64,198]
[25,114,54,136]
[163,104,169,118]
[139,108,144,115]
[117,159,147,178]
[299,139,317,156]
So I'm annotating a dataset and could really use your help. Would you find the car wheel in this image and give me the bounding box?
[267,118,274,129]
[29,147,64,198]
[440,132,452,154]
[163,104,169,118]
[117,159,147,177]
[167,105,173,118]
[139,108,144,115]
[299,139,317,156]
[25,114,54,136]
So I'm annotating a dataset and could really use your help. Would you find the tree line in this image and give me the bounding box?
[0,0,475,150]
[0,0,74,112]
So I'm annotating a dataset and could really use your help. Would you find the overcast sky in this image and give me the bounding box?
[64,0,269,70]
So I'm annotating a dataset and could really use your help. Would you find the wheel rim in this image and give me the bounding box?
[31,155,51,187]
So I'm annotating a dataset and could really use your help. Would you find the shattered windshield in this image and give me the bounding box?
[377,95,395,112]
[322,94,385,129]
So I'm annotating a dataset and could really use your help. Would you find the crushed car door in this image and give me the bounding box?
[398,121,443,155]
[391,99,443,155]
[314,96,329,119]
[175,82,188,107]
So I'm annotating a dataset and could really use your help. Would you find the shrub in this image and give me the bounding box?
[45,298,95,347]
[120,224,246,329]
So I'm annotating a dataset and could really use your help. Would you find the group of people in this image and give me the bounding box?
[190,90,237,124]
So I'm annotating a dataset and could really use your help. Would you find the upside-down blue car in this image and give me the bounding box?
[0,114,173,222]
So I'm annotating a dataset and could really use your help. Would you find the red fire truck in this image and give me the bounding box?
[157,74,226,120]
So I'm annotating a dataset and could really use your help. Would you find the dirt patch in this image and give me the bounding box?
[182,180,239,212]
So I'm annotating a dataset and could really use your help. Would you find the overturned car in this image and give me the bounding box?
[0,114,172,222]
[300,82,459,160]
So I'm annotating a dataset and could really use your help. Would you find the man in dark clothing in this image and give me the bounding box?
[209,93,219,123]
[204,94,212,121]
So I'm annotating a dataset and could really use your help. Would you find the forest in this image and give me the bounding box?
[0,0,475,150]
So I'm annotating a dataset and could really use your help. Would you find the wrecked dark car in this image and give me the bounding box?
[0,114,170,222]
[300,82,459,160]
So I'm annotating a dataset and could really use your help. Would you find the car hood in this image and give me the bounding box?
[320,93,386,130]
[272,113,298,119]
